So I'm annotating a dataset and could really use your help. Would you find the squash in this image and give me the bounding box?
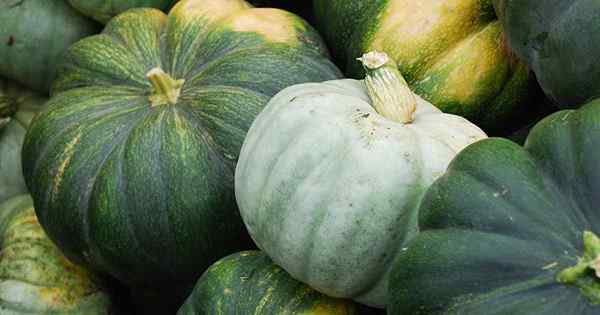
[235,51,486,308]
[313,0,534,132]
[0,0,99,93]
[0,195,114,314]
[388,99,600,314]
[21,0,341,301]
[0,79,47,204]
[177,251,358,315]
[494,1,600,107]
[68,0,176,23]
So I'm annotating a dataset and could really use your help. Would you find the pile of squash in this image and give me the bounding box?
[1,0,599,314]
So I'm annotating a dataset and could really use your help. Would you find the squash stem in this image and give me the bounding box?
[556,231,600,304]
[146,67,185,107]
[358,51,416,124]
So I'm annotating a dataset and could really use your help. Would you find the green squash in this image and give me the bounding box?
[177,251,358,315]
[0,0,99,93]
[22,0,340,298]
[0,79,47,204]
[235,51,486,308]
[68,0,176,23]
[494,1,600,107]
[313,0,534,131]
[0,195,114,314]
[388,99,600,314]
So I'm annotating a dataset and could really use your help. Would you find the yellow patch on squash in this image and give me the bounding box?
[171,0,250,25]
[300,299,357,315]
[52,132,82,201]
[222,8,300,44]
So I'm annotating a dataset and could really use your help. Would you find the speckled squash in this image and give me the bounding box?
[0,195,114,314]
[21,0,340,299]
[313,0,534,131]
[388,99,600,314]
[0,79,47,204]
[495,0,600,107]
[235,52,486,308]
[0,0,99,93]
[177,251,358,315]
[68,0,176,23]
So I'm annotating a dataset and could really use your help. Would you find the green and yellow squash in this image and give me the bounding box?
[68,0,176,23]
[0,0,99,93]
[388,99,600,314]
[0,79,47,204]
[313,0,534,131]
[0,195,114,314]
[235,52,486,308]
[178,251,357,315]
[21,0,340,302]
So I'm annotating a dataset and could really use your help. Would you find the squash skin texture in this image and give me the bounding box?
[0,195,114,314]
[0,0,100,94]
[313,0,533,131]
[495,0,600,107]
[388,100,600,314]
[22,0,340,294]
[68,0,176,23]
[177,251,358,315]
[235,78,486,308]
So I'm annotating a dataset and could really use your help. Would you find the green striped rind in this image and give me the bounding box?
[0,0,99,93]
[22,0,340,295]
[68,0,176,23]
[0,195,113,314]
[0,80,47,204]
[388,100,600,314]
[177,251,358,315]
[313,0,533,132]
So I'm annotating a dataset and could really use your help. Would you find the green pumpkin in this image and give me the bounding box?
[0,0,99,93]
[22,0,340,297]
[177,251,358,315]
[0,79,47,204]
[0,195,114,314]
[494,1,600,107]
[388,99,600,314]
[236,52,486,308]
[313,0,534,131]
[68,0,176,23]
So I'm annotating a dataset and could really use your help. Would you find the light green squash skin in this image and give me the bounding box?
[313,0,534,131]
[68,0,176,23]
[22,0,341,298]
[0,195,114,314]
[178,251,358,315]
[0,80,47,204]
[0,0,99,93]
[235,73,486,307]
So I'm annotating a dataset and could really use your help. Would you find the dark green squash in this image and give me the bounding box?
[0,195,115,314]
[0,0,99,93]
[177,251,358,315]
[68,0,176,23]
[388,99,600,314]
[495,0,600,107]
[22,0,340,301]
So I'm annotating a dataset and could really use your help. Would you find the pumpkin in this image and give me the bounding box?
[177,251,358,315]
[312,0,534,132]
[21,0,340,301]
[0,195,115,314]
[388,99,600,314]
[0,0,99,93]
[0,79,47,204]
[235,51,486,308]
[68,0,176,23]
[494,1,600,107]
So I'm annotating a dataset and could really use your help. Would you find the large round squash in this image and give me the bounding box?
[0,79,47,204]
[388,99,600,314]
[494,0,600,107]
[313,0,534,131]
[0,0,99,93]
[22,0,340,296]
[177,251,358,315]
[235,52,486,308]
[68,0,176,23]
[0,195,115,314]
